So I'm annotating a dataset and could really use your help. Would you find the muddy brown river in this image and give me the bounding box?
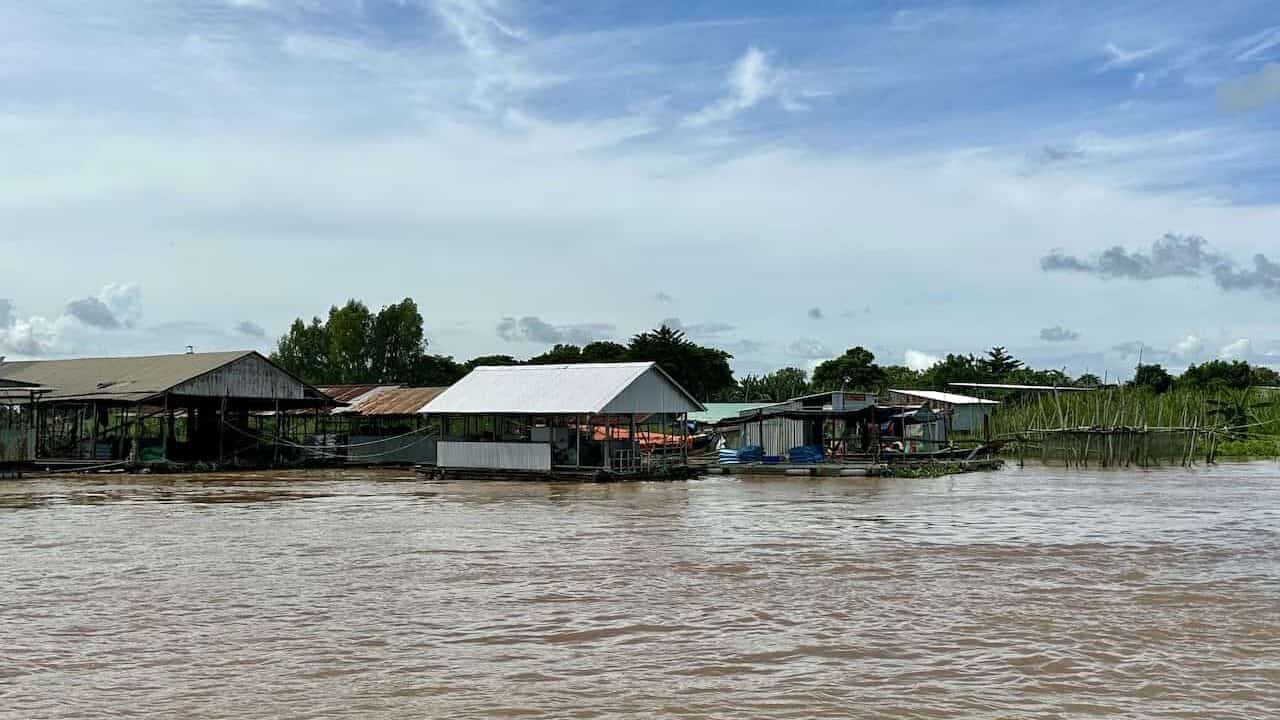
[2,463,1278,718]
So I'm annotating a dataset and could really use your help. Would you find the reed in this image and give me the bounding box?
[990,387,1280,465]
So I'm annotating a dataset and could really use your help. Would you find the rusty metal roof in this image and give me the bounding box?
[317,384,394,404]
[319,384,448,416]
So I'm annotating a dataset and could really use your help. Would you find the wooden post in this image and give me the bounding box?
[89,400,99,461]
[681,411,688,467]
[218,395,227,464]
[272,398,280,467]
[161,393,170,463]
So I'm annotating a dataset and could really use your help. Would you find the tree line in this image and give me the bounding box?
[272,298,1280,402]
[271,300,733,400]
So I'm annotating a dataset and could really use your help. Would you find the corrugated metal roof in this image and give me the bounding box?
[329,385,448,416]
[421,362,705,415]
[888,389,999,405]
[0,351,256,402]
[689,402,774,424]
[317,384,392,404]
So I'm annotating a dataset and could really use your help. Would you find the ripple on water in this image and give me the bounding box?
[1,463,1279,718]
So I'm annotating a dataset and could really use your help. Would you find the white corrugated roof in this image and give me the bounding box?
[889,389,999,405]
[420,362,705,415]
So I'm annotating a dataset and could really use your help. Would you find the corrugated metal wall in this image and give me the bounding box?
[741,418,807,456]
[602,368,701,415]
[437,441,552,471]
[171,354,307,400]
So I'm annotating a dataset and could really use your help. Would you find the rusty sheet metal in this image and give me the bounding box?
[319,385,447,416]
[317,384,394,404]
[350,386,447,416]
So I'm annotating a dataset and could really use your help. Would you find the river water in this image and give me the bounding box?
[2,463,1278,719]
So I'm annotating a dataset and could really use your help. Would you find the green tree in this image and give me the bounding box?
[369,298,427,383]
[580,341,629,363]
[1180,360,1256,390]
[918,353,985,387]
[1130,363,1173,394]
[411,354,466,386]
[1074,373,1102,388]
[761,367,810,401]
[626,325,735,401]
[271,317,329,383]
[326,300,374,383]
[463,354,521,373]
[811,346,884,391]
[528,344,583,364]
[881,364,923,390]
[978,346,1023,378]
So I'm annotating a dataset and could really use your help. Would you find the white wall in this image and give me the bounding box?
[437,441,551,471]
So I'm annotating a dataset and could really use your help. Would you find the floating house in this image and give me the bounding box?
[689,402,774,448]
[419,362,703,476]
[886,389,999,435]
[713,390,949,460]
[316,384,447,464]
[0,351,330,466]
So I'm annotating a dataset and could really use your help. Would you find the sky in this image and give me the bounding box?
[2,0,1280,380]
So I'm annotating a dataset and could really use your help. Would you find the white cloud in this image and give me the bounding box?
[683,46,787,127]
[787,338,831,359]
[1173,333,1203,357]
[0,284,141,356]
[1097,42,1168,73]
[1219,338,1252,359]
[904,350,940,371]
[432,0,557,111]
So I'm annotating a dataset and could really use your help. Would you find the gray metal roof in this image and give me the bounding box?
[420,362,705,415]
[888,389,999,405]
[0,351,319,403]
[689,402,774,424]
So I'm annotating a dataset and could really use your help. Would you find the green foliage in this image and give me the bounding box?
[271,298,463,386]
[625,325,735,401]
[917,353,986,387]
[979,346,1023,376]
[811,346,884,391]
[581,341,628,363]
[368,298,427,383]
[1074,373,1102,388]
[880,365,924,390]
[723,366,811,402]
[1205,388,1278,439]
[463,355,520,372]
[1130,364,1173,394]
[527,344,584,364]
[1179,359,1260,391]
[272,317,329,383]
[325,300,373,383]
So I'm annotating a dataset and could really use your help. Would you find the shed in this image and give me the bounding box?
[316,384,448,465]
[0,351,330,465]
[886,389,998,434]
[420,362,703,473]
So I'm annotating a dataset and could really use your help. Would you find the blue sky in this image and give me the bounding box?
[2,0,1280,379]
